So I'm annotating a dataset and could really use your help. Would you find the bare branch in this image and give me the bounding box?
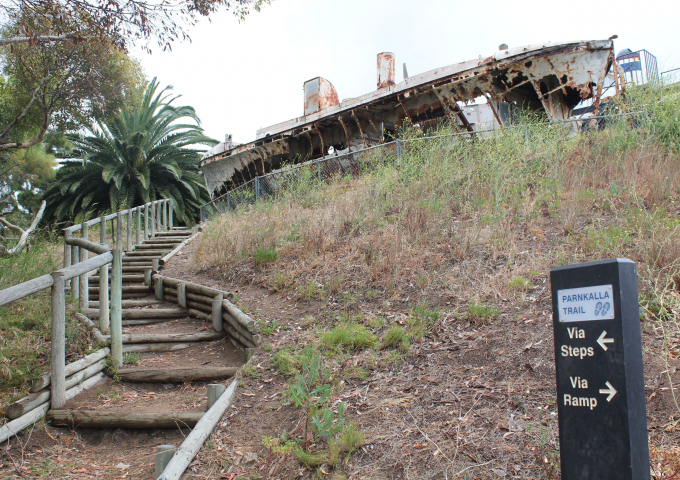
[0,75,51,141]
[0,217,24,233]
[0,200,45,256]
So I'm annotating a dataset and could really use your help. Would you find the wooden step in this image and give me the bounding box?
[113,367,237,383]
[112,331,225,344]
[89,285,150,294]
[125,250,170,257]
[122,261,154,267]
[89,274,145,283]
[143,237,189,243]
[48,410,204,429]
[122,266,153,272]
[90,299,161,308]
[156,231,191,236]
[83,307,186,320]
[90,293,148,300]
[135,243,178,249]
[122,256,161,263]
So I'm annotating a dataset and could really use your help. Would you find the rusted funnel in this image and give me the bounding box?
[377,52,395,89]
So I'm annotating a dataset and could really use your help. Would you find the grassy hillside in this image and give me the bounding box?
[188,84,680,478]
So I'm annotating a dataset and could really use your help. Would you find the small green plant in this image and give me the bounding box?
[365,288,380,300]
[310,404,346,439]
[508,276,530,292]
[254,246,278,265]
[260,319,279,336]
[270,272,289,292]
[381,325,410,351]
[322,324,376,351]
[124,352,142,365]
[468,301,501,326]
[243,363,262,379]
[262,342,273,352]
[261,435,295,480]
[273,349,298,376]
[297,282,324,302]
[368,315,385,329]
[408,303,441,339]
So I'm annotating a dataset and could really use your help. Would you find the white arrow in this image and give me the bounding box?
[599,381,617,402]
[597,331,615,351]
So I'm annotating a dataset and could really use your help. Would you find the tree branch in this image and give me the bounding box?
[0,200,45,256]
[0,75,51,141]
[0,32,87,47]
[0,112,51,151]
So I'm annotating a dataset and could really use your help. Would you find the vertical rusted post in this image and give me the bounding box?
[79,224,88,309]
[110,248,123,367]
[50,272,66,409]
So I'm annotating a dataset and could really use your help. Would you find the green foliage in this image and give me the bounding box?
[322,324,376,351]
[310,403,346,440]
[381,325,410,351]
[468,301,501,326]
[261,435,295,480]
[254,246,278,265]
[243,363,261,379]
[407,303,440,339]
[260,319,279,336]
[508,276,530,291]
[43,78,216,225]
[296,282,324,302]
[272,348,298,376]
[123,352,142,365]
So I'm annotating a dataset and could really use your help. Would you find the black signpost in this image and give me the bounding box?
[550,258,649,480]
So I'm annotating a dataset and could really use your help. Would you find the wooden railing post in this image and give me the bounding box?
[79,224,89,309]
[212,294,223,332]
[63,231,71,289]
[162,199,167,231]
[110,248,123,366]
[144,204,149,240]
[151,202,156,237]
[50,272,66,409]
[71,245,79,299]
[116,212,122,250]
[99,227,110,334]
[100,216,106,245]
[156,201,161,233]
[136,207,141,246]
[168,199,173,229]
[126,209,133,251]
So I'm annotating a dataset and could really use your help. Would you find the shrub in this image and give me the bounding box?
[254,246,278,265]
[381,325,410,351]
[408,304,440,339]
[468,301,501,326]
[322,324,376,351]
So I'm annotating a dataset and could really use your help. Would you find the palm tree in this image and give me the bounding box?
[43,78,216,225]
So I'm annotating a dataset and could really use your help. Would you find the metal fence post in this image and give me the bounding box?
[50,272,66,409]
[126,209,132,251]
[79,224,88,309]
[317,158,322,182]
[396,139,402,159]
[136,207,141,246]
[110,248,123,366]
[255,177,260,202]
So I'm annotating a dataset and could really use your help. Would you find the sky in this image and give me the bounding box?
[133,0,680,145]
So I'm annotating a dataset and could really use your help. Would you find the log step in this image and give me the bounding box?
[48,410,204,429]
[135,243,178,249]
[114,331,225,344]
[122,318,183,326]
[89,285,150,294]
[89,299,161,308]
[122,342,197,353]
[122,256,163,262]
[83,307,187,320]
[125,250,170,257]
[155,231,192,236]
[142,237,189,243]
[112,367,238,383]
[90,293,149,300]
[89,274,145,283]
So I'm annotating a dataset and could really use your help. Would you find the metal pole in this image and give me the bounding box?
[110,248,123,366]
[126,209,132,251]
[50,272,66,409]
[144,204,149,240]
[136,207,141,246]
[79,224,89,309]
[396,139,402,159]
[317,158,322,182]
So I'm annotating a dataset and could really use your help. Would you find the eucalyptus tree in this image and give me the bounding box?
[43,79,217,225]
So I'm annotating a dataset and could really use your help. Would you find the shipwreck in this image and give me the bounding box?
[200,39,617,199]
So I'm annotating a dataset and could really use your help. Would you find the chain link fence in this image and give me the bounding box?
[200,113,639,222]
